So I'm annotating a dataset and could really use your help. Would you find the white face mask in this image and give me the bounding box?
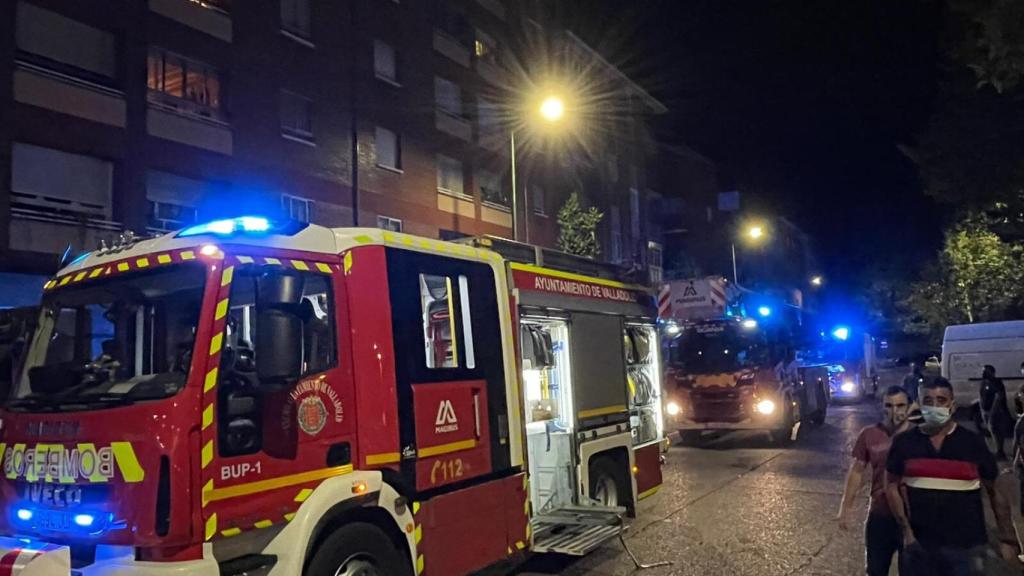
[920,406,952,431]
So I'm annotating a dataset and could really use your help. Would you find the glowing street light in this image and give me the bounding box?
[539,95,566,122]
[731,221,768,284]
[810,275,823,287]
[747,226,764,240]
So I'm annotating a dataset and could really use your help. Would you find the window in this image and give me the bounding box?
[375,126,401,170]
[218,266,336,456]
[434,77,462,118]
[12,266,207,408]
[16,2,116,83]
[145,171,218,231]
[477,97,501,136]
[648,242,664,286]
[11,143,112,220]
[478,170,507,208]
[531,184,546,215]
[474,30,498,65]
[147,48,222,117]
[281,0,311,39]
[374,40,398,84]
[436,155,465,197]
[421,273,474,369]
[283,194,315,222]
[435,4,469,45]
[281,91,314,141]
[607,154,619,182]
[377,215,403,232]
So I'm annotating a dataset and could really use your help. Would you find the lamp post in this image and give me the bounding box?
[731,224,766,284]
[510,94,567,241]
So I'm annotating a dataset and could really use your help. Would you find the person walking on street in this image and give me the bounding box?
[886,377,1019,575]
[838,386,912,575]
[980,365,1014,460]
[902,363,923,405]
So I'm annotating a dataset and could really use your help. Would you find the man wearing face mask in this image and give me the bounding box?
[886,378,1019,575]
[837,386,911,575]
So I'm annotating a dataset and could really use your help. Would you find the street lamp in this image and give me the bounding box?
[810,275,823,287]
[510,92,569,241]
[731,224,767,284]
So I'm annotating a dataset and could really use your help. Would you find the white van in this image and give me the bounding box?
[942,321,1024,404]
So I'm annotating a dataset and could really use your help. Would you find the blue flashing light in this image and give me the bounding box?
[832,326,850,341]
[178,216,273,238]
[757,306,772,317]
[73,514,95,528]
[15,508,32,522]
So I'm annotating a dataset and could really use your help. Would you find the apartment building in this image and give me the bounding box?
[0,0,668,305]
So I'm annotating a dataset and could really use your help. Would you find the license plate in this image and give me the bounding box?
[35,510,72,531]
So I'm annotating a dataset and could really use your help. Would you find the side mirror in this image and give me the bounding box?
[255,308,302,385]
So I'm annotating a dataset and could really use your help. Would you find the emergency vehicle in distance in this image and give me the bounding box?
[0,217,664,576]
[658,279,828,445]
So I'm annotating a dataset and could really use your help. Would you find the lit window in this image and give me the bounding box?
[436,155,465,197]
[282,194,315,222]
[374,40,398,84]
[281,0,311,39]
[281,91,314,141]
[147,48,223,118]
[377,215,402,232]
[375,126,401,170]
[434,77,462,118]
[474,30,497,64]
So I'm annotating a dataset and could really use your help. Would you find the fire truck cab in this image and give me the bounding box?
[0,218,662,576]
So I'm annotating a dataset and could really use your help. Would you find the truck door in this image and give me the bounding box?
[570,313,629,428]
[385,249,513,490]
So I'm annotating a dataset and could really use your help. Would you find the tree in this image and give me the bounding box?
[903,215,1024,341]
[556,192,603,258]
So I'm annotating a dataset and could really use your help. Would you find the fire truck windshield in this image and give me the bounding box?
[8,264,206,412]
[668,322,768,374]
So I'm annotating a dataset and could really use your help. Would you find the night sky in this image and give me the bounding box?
[553,0,948,288]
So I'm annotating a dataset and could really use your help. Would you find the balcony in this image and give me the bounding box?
[433,30,470,67]
[147,105,233,155]
[9,210,121,256]
[435,110,472,142]
[14,63,126,127]
[437,191,475,218]
[481,203,511,228]
[150,0,232,42]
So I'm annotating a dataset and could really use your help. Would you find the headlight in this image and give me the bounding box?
[755,399,776,415]
[666,401,681,416]
[840,381,856,393]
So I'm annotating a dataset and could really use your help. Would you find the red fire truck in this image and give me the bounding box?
[663,317,829,445]
[0,218,664,575]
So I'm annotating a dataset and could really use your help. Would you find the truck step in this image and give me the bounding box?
[530,507,623,556]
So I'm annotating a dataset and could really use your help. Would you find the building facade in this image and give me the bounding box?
[0,0,668,305]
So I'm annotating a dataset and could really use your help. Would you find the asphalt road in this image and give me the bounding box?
[515,399,880,576]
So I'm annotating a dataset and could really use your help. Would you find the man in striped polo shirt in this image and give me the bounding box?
[885,377,1019,575]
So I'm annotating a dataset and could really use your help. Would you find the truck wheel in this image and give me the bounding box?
[589,456,627,508]
[770,399,797,445]
[306,523,412,576]
[809,385,828,426]
[677,430,703,446]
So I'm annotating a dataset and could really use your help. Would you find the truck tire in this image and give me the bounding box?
[677,430,703,446]
[589,456,627,508]
[808,384,828,426]
[306,523,412,576]
[770,398,797,445]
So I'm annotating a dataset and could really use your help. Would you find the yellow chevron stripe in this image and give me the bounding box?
[205,514,217,541]
[221,266,234,286]
[136,258,150,268]
[201,441,214,468]
[291,260,310,271]
[204,368,219,393]
[180,250,195,260]
[209,333,223,355]
[157,254,172,264]
[214,299,229,320]
[221,527,241,538]
[316,262,332,273]
[202,404,214,430]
